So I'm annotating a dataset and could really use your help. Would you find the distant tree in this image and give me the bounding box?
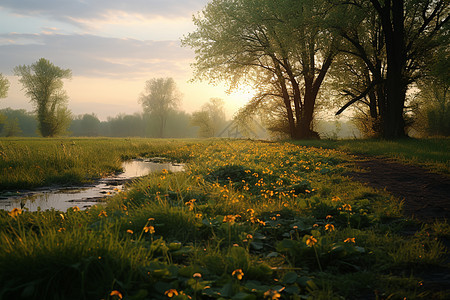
[107,113,146,137]
[2,117,22,137]
[0,73,9,99]
[190,98,227,138]
[0,108,38,137]
[412,48,450,136]
[14,58,72,137]
[70,114,101,136]
[139,78,181,138]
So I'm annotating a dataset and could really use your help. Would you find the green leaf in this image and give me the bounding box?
[232,292,256,300]
[282,271,298,284]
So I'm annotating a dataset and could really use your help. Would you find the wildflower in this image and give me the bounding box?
[72,206,80,212]
[223,215,236,223]
[193,273,202,278]
[325,224,335,232]
[144,226,155,234]
[264,289,282,299]
[306,236,318,247]
[126,229,133,234]
[332,196,341,202]
[185,199,195,211]
[165,289,179,297]
[148,217,155,221]
[110,290,123,299]
[58,227,66,232]
[326,215,333,219]
[232,269,244,280]
[342,204,352,211]
[9,208,22,218]
[98,210,107,217]
[344,238,356,243]
[162,169,169,175]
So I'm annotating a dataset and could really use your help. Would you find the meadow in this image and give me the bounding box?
[0,138,448,299]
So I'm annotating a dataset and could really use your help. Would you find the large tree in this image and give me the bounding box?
[139,77,180,138]
[0,73,9,100]
[14,58,72,137]
[332,0,449,139]
[183,0,336,139]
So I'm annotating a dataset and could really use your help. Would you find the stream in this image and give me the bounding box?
[0,159,184,212]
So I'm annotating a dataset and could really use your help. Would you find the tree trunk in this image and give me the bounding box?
[373,0,408,139]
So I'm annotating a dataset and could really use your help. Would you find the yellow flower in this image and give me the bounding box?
[72,206,80,212]
[223,215,236,223]
[264,289,281,299]
[344,237,356,243]
[185,199,195,211]
[110,290,123,299]
[144,225,155,234]
[98,210,107,217]
[342,204,352,211]
[306,236,318,247]
[8,208,22,218]
[164,289,179,297]
[325,224,335,232]
[193,273,202,278]
[332,196,341,202]
[126,229,133,234]
[232,269,244,280]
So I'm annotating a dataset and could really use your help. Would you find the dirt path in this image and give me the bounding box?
[347,155,450,222]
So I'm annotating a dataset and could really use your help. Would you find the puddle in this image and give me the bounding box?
[0,159,184,212]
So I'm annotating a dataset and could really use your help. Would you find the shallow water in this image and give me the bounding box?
[0,159,184,212]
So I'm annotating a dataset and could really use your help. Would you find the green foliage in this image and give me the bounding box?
[14,58,72,137]
[0,73,9,99]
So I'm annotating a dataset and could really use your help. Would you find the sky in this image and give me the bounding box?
[0,0,255,120]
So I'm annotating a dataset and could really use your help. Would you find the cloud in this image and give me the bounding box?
[0,0,208,27]
[0,32,195,79]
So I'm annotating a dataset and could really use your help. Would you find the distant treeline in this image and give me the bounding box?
[0,108,360,139]
[0,108,197,138]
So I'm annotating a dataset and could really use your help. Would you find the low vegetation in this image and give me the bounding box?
[293,138,450,174]
[0,138,448,299]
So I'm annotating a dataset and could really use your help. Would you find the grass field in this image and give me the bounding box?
[292,138,450,174]
[0,138,448,299]
[0,138,189,190]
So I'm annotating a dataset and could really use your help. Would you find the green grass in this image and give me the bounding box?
[291,138,450,174]
[0,137,195,190]
[0,138,448,299]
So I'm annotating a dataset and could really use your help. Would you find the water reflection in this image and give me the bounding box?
[0,160,184,212]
